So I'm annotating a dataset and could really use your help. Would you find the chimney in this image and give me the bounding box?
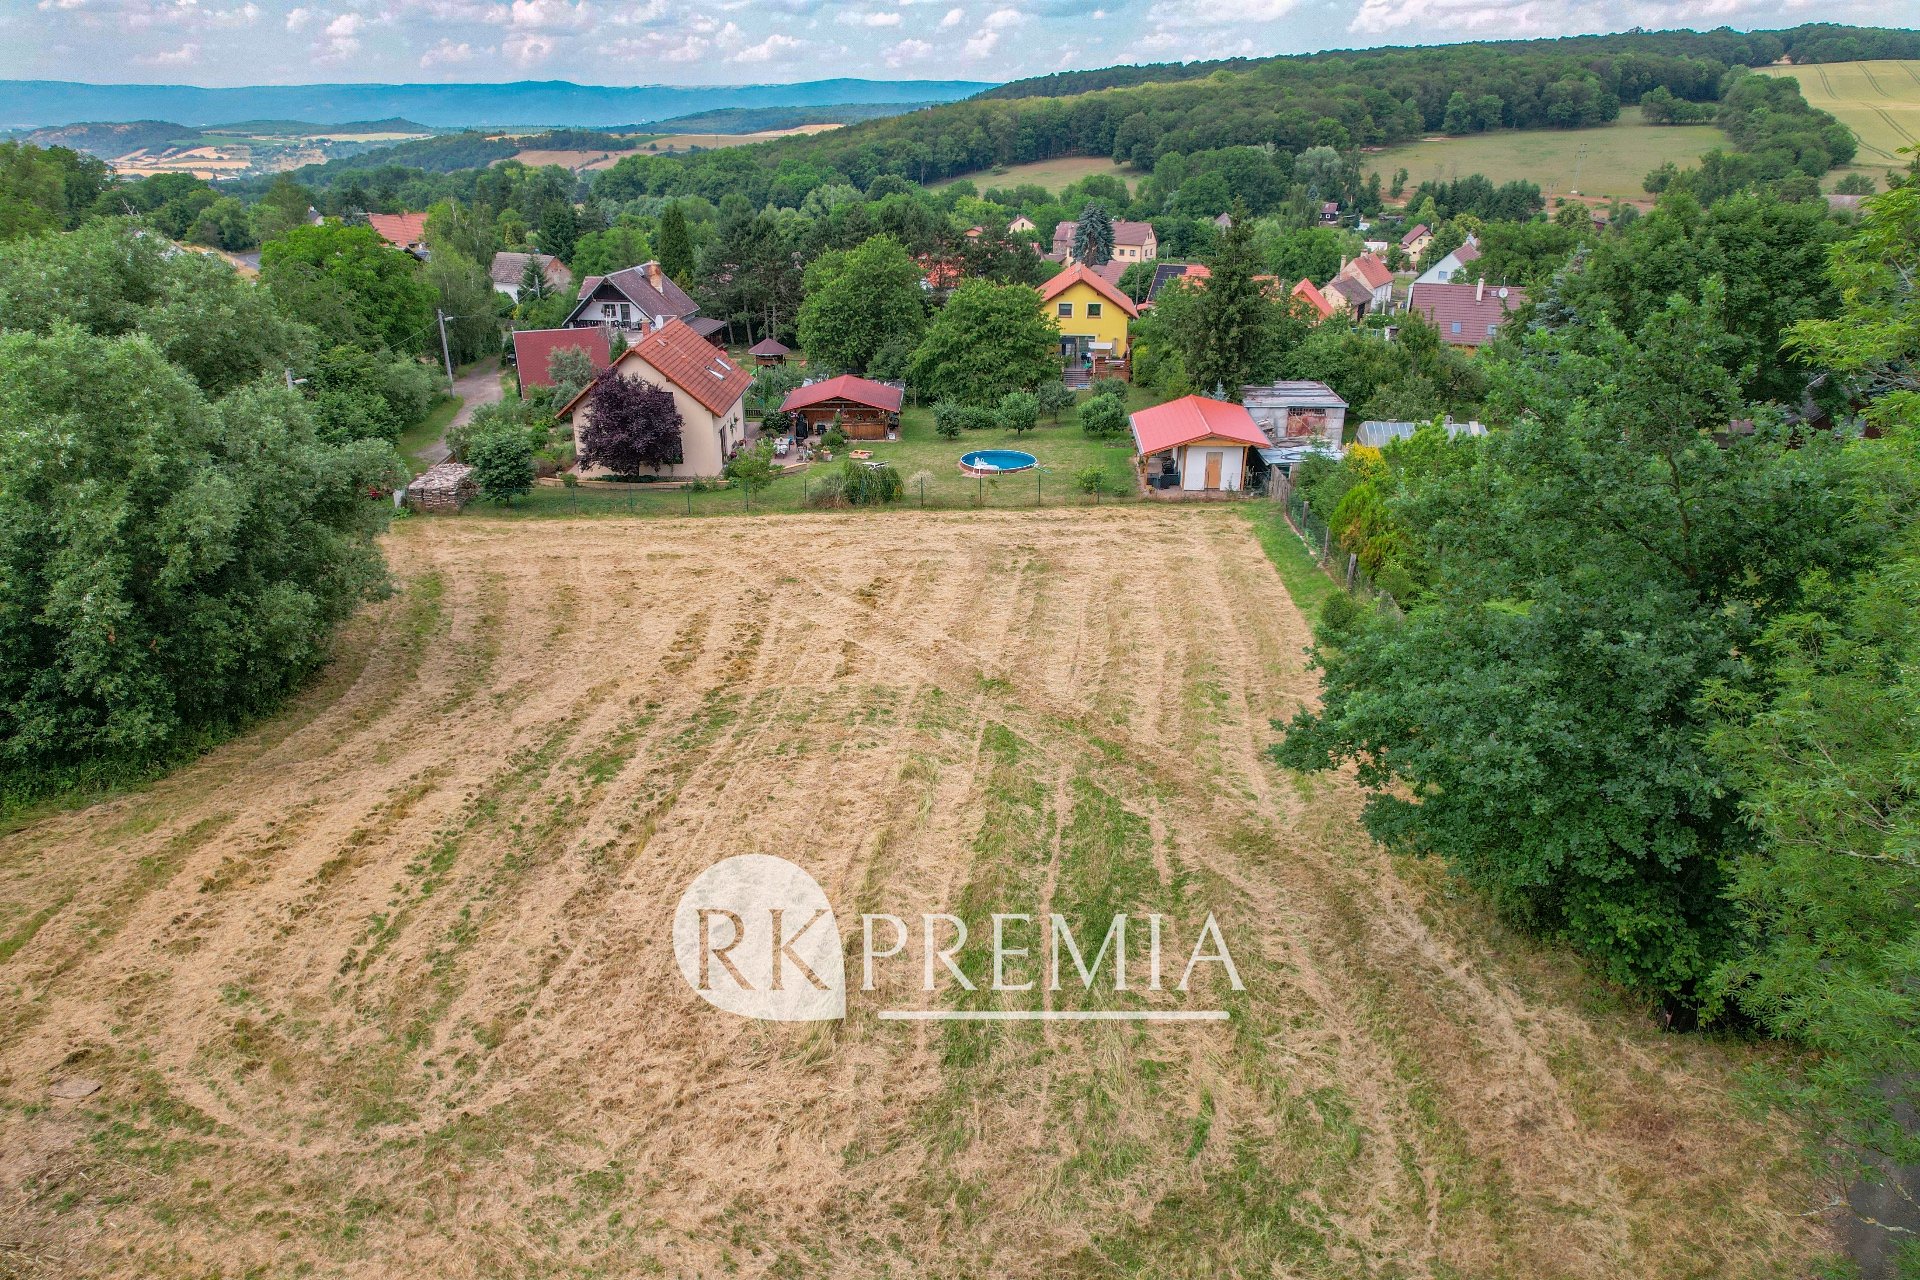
[1475,278,1485,303]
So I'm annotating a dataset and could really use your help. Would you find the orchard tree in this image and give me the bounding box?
[998,389,1040,436]
[545,345,599,406]
[1078,393,1128,441]
[907,279,1056,405]
[578,369,684,475]
[1036,379,1076,423]
[796,235,924,374]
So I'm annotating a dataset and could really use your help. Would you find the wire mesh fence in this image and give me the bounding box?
[1283,486,1404,616]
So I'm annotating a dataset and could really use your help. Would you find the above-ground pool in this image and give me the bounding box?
[958,449,1038,476]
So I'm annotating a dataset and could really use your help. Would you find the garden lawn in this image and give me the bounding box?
[485,382,1166,519]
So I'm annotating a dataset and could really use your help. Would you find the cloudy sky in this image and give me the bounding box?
[4,0,1907,86]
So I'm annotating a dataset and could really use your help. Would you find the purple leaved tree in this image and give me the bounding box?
[578,371,684,476]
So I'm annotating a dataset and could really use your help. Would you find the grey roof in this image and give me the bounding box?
[569,261,699,322]
[1354,419,1488,448]
[490,251,571,291]
[1242,380,1349,410]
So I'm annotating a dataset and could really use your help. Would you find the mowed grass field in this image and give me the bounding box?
[0,510,1835,1277]
[1365,107,1723,200]
[936,154,1135,193]
[1758,59,1920,184]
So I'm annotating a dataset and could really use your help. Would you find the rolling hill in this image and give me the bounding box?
[0,78,995,131]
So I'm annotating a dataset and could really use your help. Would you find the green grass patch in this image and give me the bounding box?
[1365,106,1724,200]
[396,393,461,476]
[460,388,1153,520]
[1244,505,1339,626]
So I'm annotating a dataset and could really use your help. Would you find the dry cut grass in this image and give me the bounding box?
[0,510,1835,1278]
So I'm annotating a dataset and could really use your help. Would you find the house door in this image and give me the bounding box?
[1204,451,1223,489]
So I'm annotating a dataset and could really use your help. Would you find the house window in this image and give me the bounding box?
[1450,321,1462,334]
[619,303,631,324]
[1057,302,1073,317]
[1087,303,1103,318]
[601,303,616,319]
[1487,324,1498,336]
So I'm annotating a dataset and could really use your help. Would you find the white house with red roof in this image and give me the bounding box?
[366,212,427,255]
[1413,236,1480,286]
[1050,218,1158,266]
[564,260,725,343]
[1130,394,1269,493]
[558,318,753,478]
[1290,278,1336,322]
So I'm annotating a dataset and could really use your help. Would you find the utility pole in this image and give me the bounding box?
[436,309,455,394]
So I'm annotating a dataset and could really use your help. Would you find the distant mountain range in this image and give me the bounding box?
[0,79,996,131]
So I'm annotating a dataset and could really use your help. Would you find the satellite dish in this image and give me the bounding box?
[1497,287,1509,299]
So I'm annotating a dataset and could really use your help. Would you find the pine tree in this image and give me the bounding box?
[658,203,695,285]
[518,256,551,303]
[1183,204,1273,399]
[1070,201,1114,266]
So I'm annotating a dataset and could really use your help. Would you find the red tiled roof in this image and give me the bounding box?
[780,374,904,415]
[1129,395,1267,455]
[490,251,571,291]
[1039,263,1140,317]
[558,318,751,418]
[1330,275,1374,307]
[1399,223,1430,247]
[1407,281,1527,347]
[367,212,427,248]
[512,327,610,392]
[1291,277,1335,320]
[1452,240,1481,265]
[1343,252,1392,290]
[1050,218,1156,254]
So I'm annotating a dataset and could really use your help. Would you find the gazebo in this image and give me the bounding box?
[748,337,791,367]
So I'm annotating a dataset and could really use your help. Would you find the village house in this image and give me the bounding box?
[1008,214,1037,234]
[1332,252,1394,313]
[1327,274,1376,317]
[564,261,725,344]
[511,327,610,397]
[779,374,904,440]
[1131,395,1269,493]
[1050,218,1158,267]
[1320,201,1341,225]
[1291,277,1336,322]
[1040,263,1137,375]
[1413,236,1480,286]
[1406,279,1527,349]
[1399,223,1433,264]
[490,251,571,302]
[366,211,428,257]
[559,318,752,479]
[1145,261,1209,306]
[748,338,790,366]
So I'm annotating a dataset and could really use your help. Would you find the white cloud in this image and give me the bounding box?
[500,0,592,29]
[980,6,1023,26]
[1149,0,1293,27]
[284,4,314,27]
[883,35,931,64]
[937,4,962,24]
[963,26,995,54]
[136,39,199,62]
[324,11,361,35]
[728,31,800,60]
[838,8,901,24]
[418,36,476,63]
[502,29,556,59]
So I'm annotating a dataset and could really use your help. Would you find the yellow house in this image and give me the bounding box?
[1039,264,1138,371]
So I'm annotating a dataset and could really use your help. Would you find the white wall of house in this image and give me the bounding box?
[571,361,744,479]
[1175,440,1247,491]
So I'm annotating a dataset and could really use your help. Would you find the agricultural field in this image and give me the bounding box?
[0,511,1833,1277]
[936,154,1135,193]
[1757,59,1920,185]
[1364,107,1722,202]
